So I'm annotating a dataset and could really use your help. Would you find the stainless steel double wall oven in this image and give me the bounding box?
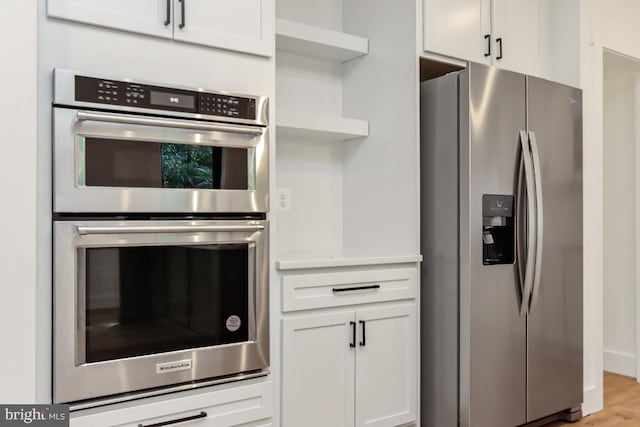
[52,69,270,405]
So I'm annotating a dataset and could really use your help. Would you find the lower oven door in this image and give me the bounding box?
[53,219,269,404]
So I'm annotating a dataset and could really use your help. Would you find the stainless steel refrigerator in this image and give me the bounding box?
[420,62,583,427]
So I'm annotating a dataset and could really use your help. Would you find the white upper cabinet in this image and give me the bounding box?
[173,0,274,56]
[424,0,541,75]
[423,0,491,63]
[48,0,173,39]
[492,0,540,75]
[47,0,274,57]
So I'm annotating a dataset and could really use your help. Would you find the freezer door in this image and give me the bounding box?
[526,76,583,422]
[460,63,527,427]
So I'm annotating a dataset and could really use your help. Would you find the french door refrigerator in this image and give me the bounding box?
[420,62,582,427]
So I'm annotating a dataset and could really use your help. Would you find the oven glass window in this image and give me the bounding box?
[84,244,251,363]
[82,138,255,190]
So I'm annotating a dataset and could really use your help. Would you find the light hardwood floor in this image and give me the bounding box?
[546,372,640,426]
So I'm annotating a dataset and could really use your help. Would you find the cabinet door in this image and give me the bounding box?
[282,311,356,427]
[48,0,173,39]
[423,0,491,63]
[492,0,540,75]
[355,303,417,427]
[173,0,274,56]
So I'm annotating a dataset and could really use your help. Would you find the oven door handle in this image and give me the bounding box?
[76,111,264,136]
[76,224,265,235]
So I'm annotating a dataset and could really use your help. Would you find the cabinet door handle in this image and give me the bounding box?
[359,320,366,347]
[484,34,491,57]
[349,321,356,348]
[496,37,503,60]
[179,0,186,29]
[164,0,171,26]
[138,411,207,427]
[332,284,381,293]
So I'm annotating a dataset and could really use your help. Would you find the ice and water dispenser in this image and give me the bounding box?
[482,194,515,265]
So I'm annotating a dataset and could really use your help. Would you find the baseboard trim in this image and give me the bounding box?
[603,349,636,377]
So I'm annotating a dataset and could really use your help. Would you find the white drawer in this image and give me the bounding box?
[281,267,418,312]
[70,379,272,427]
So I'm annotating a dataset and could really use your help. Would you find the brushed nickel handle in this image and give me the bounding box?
[528,130,544,314]
[518,130,537,316]
[77,225,264,235]
[76,111,264,135]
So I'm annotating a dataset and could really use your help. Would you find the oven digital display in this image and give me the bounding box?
[73,75,258,119]
[150,91,195,109]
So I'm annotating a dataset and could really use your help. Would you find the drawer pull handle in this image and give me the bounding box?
[163,0,171,26]
[359,320,366,347]
[332,284,381,293]
[350,321,356,348]
[179,0,186,29]
[484,34,491,57]
[496,37,503,60]
[138,411,207,427]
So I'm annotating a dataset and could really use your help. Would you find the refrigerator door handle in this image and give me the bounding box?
[518,130,537,316]
[528,130,544,314]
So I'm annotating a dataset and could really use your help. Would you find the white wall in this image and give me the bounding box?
[603,53,638,378]
[580,0,640,415]
[275,51,345,261]
[0,3,40,403]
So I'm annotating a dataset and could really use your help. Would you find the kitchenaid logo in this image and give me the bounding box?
[156,359,192,374]
[0,405,68,426]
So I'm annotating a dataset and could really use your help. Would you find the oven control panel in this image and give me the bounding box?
[74,76,257,120]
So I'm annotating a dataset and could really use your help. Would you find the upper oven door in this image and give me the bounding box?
[53,107,269,213]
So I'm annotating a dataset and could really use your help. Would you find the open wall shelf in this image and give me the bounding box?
[276,111,369,141]
[276,18,369,62]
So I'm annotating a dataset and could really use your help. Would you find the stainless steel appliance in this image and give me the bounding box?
[53,69,269,213]
[52,70,270,405]
[54,219,269,404]
[420,62,583,427]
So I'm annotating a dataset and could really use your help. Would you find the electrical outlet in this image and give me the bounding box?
[276,188,291,212]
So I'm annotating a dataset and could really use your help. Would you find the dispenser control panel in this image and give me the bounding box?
[482,194,515,265]
[483,195,513,217]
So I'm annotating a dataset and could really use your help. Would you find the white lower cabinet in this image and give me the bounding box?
[355,305,417,427]
[282,310,355,427]
[282,303,417,427]
[70,379,272,427]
